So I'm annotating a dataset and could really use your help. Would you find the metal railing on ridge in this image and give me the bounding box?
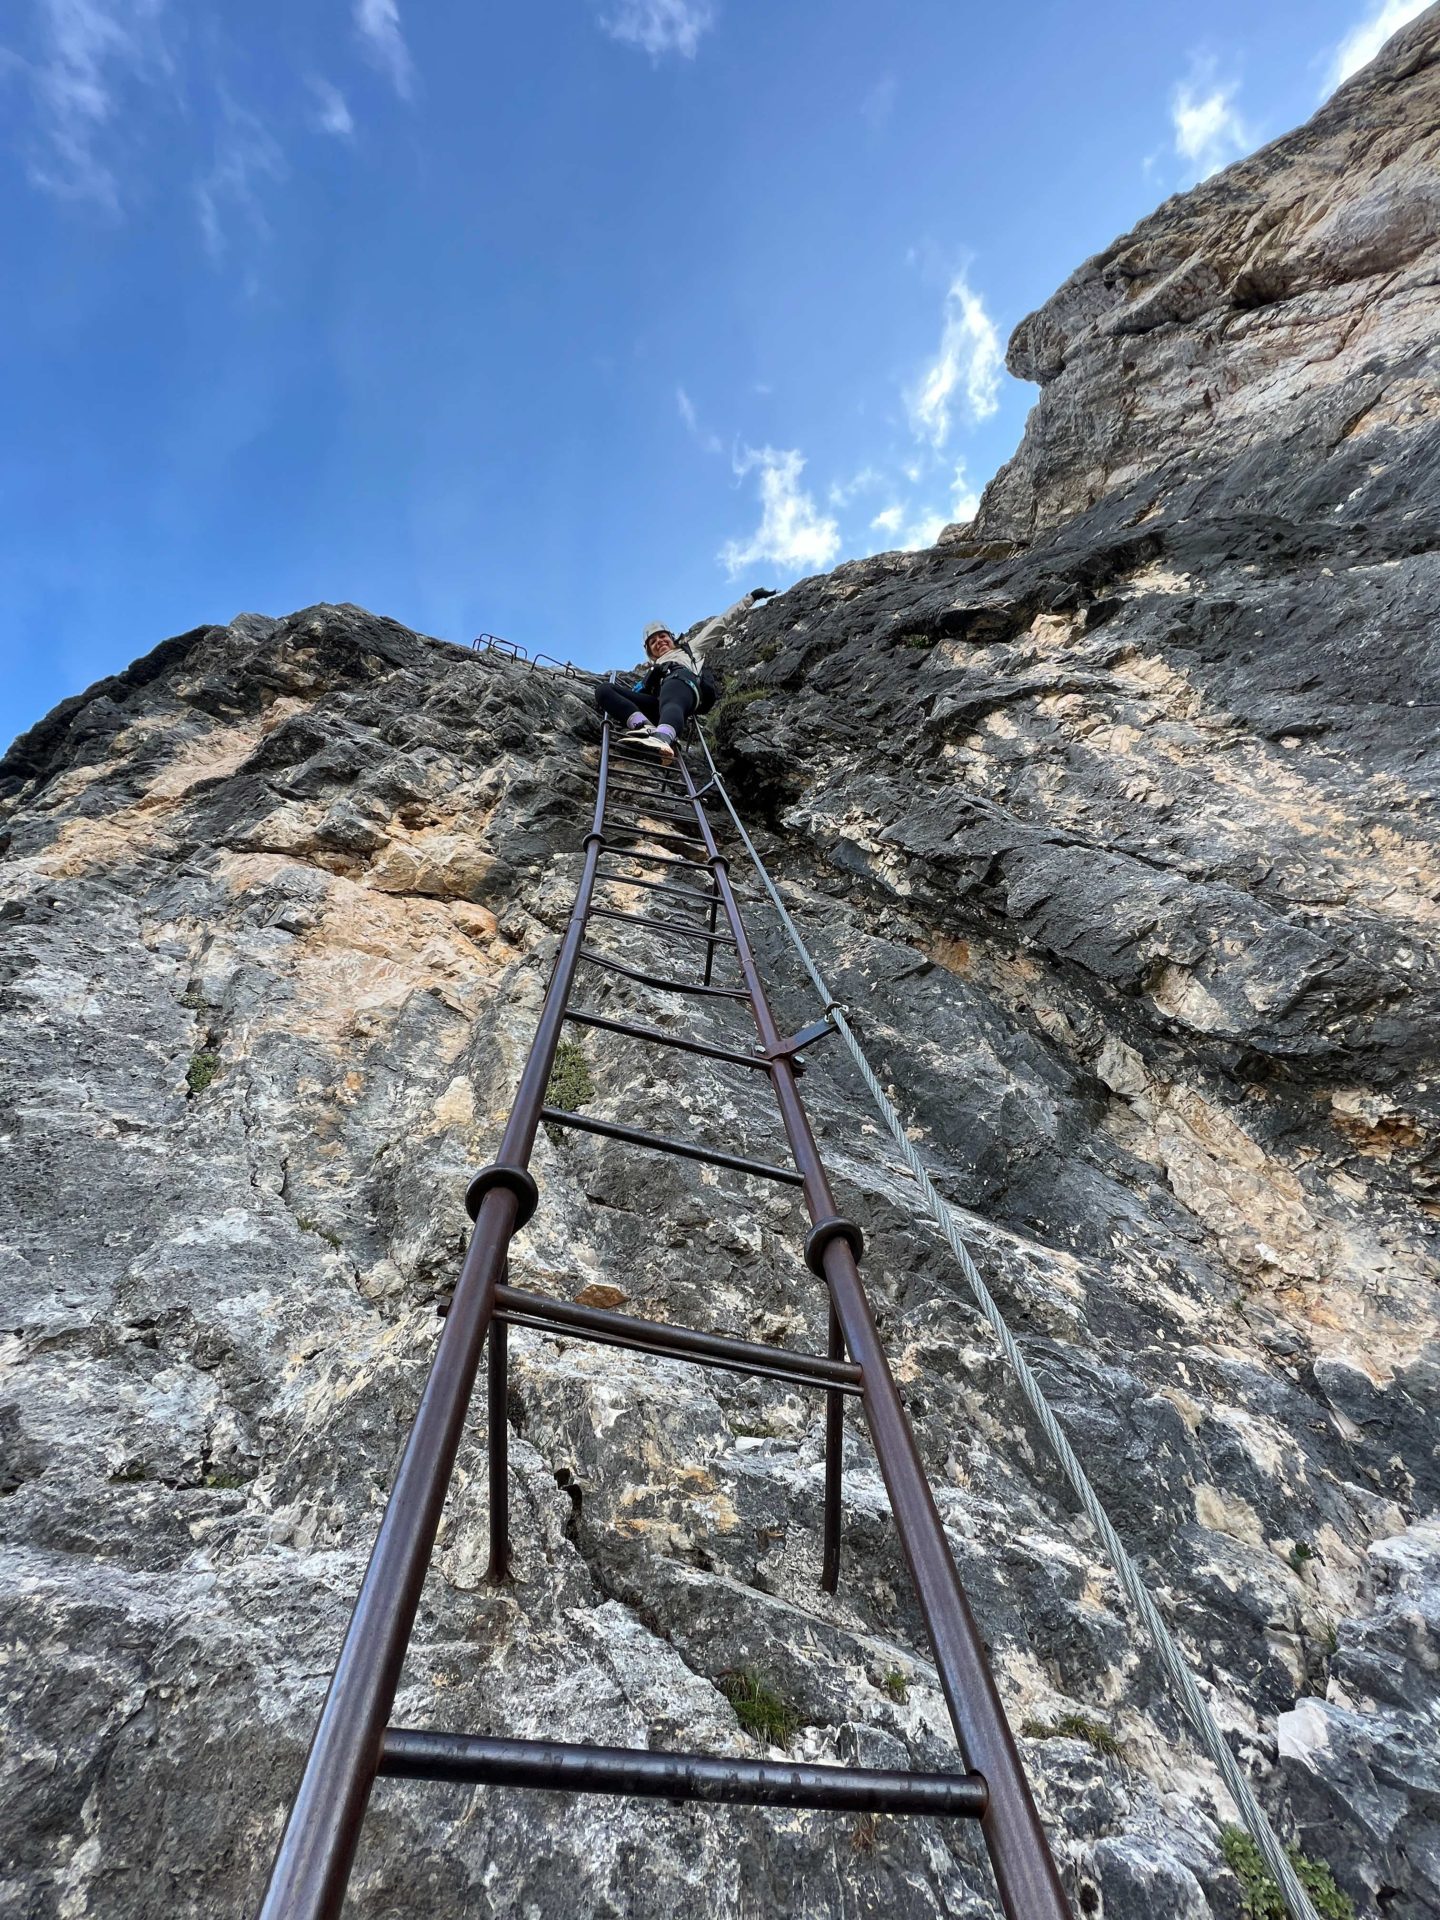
[255,722,1072,1920]
[471,632,595,678]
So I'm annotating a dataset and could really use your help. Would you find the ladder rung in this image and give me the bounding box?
[602,821,707,852]
[604,772,690,797]
[597,846,712,873]
[594,873,720,908]
[378,1730,988,1818]
[607,773,685,798]
[607,790,696,814]
[578,949,750,998]
[587,904,736,948]
[494,1284,861,1393]
[541,1107,802,1184]
[608,752,685,778]
[606,729,679,752]
[606,801,703,830]
[563,1006,770,1069]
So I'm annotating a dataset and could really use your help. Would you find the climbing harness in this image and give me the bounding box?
[690,726,1324,1920]
[257,722,1071,1920]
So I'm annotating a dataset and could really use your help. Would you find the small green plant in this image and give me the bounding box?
[204,1468,250,1490]
[546,1038,595,1112]
[754,639,781,663]
[1021,1711,1122,1757]
[1220,1828,1354,1920]
[297,1216,343,1250]
[709,685,776,756]
[713,686,772,717]
[109,1462,150,1484]
[719,1669,800,1747]
[895,629,938,650]
[1288,1540,1317,1573]
[880,1669,909,1704]
[186,1050,220,1095]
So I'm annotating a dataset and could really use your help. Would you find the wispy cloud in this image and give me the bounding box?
[194,95,285,265]
[721,446,840,579]
[19,0,172,209]
[907,275,1003,450]
[827,466,883,509]
[1170,58,1253,181]
[310,77,354,138]
[9,1,375,266]
[355,0,413,98]
[677,385,722,453]
[597,0,715,59]
[948,459,980,524]
[867,462,978,553]
[869,504,946,551]
[1324,0,1429,93]
[861,73,897,132]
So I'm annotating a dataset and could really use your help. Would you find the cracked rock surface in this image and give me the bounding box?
[2,15,1438,1920]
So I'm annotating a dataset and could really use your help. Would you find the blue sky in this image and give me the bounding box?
[0,0,1427,746]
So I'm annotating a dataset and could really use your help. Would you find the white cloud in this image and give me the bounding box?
[1170,61,1253,181]
[20,0,171,208]
[310,78,354,138]
[866,504,945,552]
[355,0,413,98]
[949,459,980,523]
[721,446,840,579]
[676,385,721,453]
[861,73,897,132]
[1325,0,1429,92]
[828,465,882,508]
[907,275,1003,449]
[899,512,948,550]
[598,0,715,59]
[866,461,979,553]
[194,96,285,264]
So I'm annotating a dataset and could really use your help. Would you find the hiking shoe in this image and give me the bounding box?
[633,727,677,764]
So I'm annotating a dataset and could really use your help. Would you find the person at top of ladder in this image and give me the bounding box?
[593,589,773,763]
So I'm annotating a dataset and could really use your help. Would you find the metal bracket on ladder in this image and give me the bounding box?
[760,1012,840,1073]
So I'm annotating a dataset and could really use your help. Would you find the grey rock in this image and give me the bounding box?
[4,14,1440,1920]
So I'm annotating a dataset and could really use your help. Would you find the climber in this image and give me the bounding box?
[593,621,699,764]
[594,589,775,763]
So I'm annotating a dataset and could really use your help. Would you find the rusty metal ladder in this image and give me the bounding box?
[256,722,1072,1920]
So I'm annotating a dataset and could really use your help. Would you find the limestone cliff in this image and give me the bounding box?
[2,12,1437,1920]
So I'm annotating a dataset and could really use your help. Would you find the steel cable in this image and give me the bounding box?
[693,725,1322,1920]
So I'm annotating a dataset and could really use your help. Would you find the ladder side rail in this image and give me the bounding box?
[256,730,619,1920]
[668,746,1072,1920]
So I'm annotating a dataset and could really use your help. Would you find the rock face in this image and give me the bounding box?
[980,8,1440,546]
[2,15,1438,1920]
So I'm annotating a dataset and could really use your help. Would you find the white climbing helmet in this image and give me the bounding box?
[642,620,674,646]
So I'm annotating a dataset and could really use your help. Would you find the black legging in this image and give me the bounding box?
[595,676,697,734]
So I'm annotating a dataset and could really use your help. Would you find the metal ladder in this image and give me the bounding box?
[256,722,1071,1920]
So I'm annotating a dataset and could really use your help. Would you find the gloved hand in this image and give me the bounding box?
[748,587,778,602]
